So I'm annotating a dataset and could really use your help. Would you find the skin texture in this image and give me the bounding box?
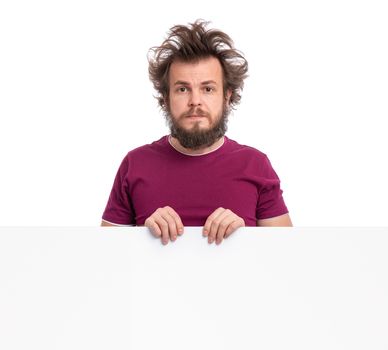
[102,57,293,244]
[166,57,230,153]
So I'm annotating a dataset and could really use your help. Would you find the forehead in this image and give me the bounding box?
[169,56,223,84]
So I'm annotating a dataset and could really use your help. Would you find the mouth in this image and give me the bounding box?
[186,115,206,119]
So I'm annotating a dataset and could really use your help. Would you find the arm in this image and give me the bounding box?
[100,220,137,227]
[101,220,120,227]
[257,213,293,227]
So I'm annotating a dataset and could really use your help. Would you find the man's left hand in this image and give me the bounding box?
[203,207,245,245]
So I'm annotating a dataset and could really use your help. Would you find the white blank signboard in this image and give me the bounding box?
[0,227,387,349]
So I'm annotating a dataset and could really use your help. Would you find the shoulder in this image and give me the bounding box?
[224,136,279,177]
[114,136,168,175]
[225,136,269,161]
[123,135,169,160]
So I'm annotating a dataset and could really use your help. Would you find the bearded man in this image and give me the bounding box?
[101,20,292,244]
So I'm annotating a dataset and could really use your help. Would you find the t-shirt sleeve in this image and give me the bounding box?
[102,155,136,226]
[256,155,289,220]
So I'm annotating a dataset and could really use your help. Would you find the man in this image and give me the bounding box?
[101,20,292,244]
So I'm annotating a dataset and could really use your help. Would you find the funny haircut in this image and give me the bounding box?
[148,19,249,112]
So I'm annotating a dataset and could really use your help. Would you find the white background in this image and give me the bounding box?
[0,0,387,226]
[1,227,388,349]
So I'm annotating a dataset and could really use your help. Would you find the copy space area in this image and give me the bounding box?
[0,227,387,349]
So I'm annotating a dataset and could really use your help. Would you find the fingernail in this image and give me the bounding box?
[208,238,213,243]
[203,230,208,236]
[178,228,183,234]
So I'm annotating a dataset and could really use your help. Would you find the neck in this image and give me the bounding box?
[169,135,225,156]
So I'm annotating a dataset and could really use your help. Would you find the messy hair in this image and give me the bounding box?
[148,20,248,111]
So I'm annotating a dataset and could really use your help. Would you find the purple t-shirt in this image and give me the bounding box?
[102,135,288,226]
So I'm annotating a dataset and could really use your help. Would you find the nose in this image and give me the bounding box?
[188,89,202,107]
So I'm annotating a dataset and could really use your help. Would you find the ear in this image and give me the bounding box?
[225,89,232,105]
[162,95,169,109]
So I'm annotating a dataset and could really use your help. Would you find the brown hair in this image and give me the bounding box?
[148,20,248,111]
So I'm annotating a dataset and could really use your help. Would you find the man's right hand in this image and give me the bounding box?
[144,206,184,245]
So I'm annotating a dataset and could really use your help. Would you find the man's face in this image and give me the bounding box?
[165,56,231,150]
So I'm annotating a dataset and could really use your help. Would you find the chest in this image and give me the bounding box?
[128,158,259,225]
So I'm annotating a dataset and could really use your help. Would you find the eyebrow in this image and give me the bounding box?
[174,80,218,86]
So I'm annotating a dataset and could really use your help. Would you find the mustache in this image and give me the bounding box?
[181,108,210,118]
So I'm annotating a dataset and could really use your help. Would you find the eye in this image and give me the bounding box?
[204,86,215,93]
[177,86,188,93]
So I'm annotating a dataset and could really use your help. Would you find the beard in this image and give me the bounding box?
[164,103,230,150]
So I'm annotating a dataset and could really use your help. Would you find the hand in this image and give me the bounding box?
[203,208,245,245]
[144,206,184,245]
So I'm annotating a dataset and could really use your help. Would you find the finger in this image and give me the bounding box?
[215,215,238,245]
[208,208,232,244]
[153,212,171,245]
[158,208,181,242]
[203,207,225,238]
[224,218,246,239]
[144,217,161,238]
[155,208,182,243]
[164,206,184,236]
[213,210,239,244]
